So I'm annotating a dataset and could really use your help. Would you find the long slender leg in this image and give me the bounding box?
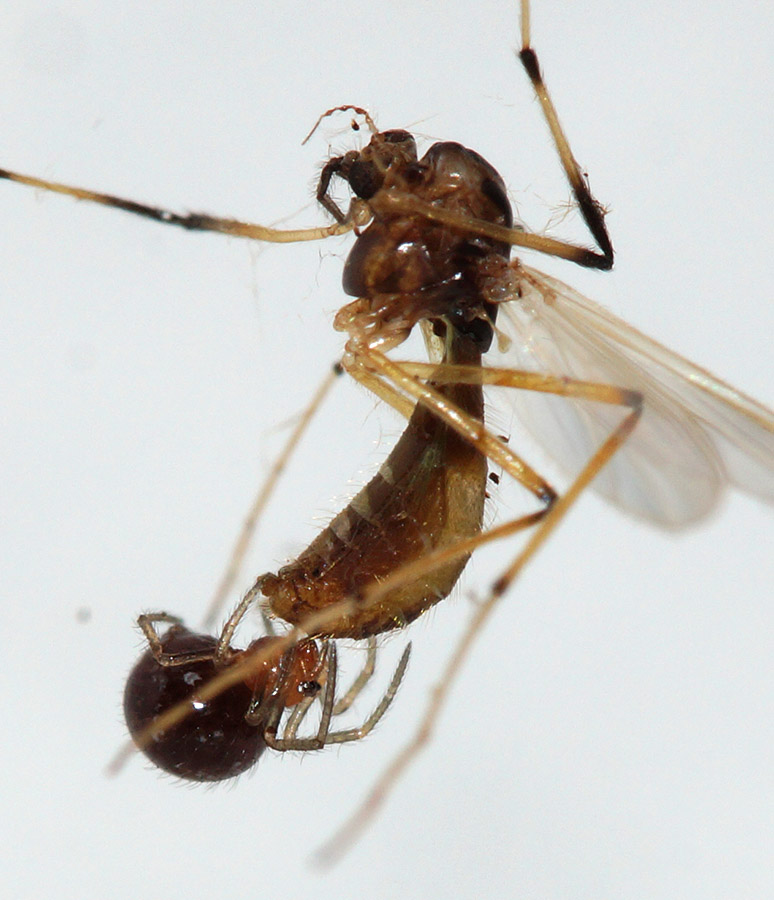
[302,105,378,146]
[0,167,353,243]
[322,643,411,746]
[212,589,261,664]
[265,642,338,751]
[245,638,309,728]
[364,0,612,272]
[137,613,217,667]
[201,362,342,631]
[282,694,318,741]
[268,643,411,752]
[518,0,612,267]
[344,354,642,628]
[314,642,338,748]
[332,638,377,716]
[344,344,558,504]
[381,359,638,407]
[369,191,608,270]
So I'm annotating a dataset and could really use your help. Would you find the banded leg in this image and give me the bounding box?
[362,0,613,271]
[0,166,353,242]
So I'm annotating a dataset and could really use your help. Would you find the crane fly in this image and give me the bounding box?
[2,0,772,864]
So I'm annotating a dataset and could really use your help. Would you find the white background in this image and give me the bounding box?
[2,2,772,898]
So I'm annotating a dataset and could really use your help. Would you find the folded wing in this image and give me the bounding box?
[491,265,774,527]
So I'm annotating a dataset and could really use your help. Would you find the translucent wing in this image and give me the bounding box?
[491,264,774,527]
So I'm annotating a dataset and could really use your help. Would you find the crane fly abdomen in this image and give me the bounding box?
[260,329,487,639]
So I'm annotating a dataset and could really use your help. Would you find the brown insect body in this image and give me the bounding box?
[260,328,487,638]
[334,133,513,349]
[258,134,515,638]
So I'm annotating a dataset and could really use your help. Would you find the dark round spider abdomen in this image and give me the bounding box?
[123,626,265,782]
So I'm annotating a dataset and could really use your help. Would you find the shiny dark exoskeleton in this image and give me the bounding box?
[321,131,514,352]
[260,130,519,637]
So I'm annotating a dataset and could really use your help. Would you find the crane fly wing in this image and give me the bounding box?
[492,265,774,527]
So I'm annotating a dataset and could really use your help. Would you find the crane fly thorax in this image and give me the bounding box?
[340,137,514,350]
